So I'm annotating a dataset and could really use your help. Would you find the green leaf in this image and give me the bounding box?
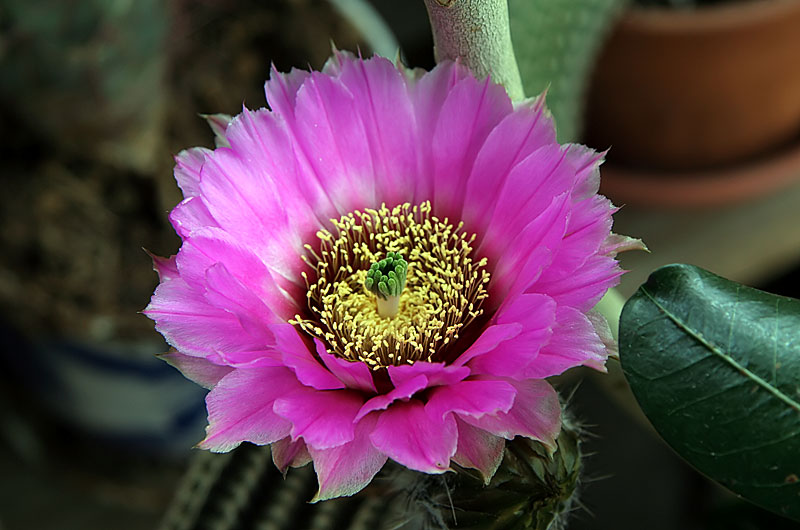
[620,264,800,522]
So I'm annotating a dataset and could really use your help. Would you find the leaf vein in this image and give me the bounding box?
[640,287,800,414]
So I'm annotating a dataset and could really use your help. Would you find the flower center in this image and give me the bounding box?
[293,202,490,369]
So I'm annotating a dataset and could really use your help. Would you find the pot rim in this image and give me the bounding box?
[622,0,800,33]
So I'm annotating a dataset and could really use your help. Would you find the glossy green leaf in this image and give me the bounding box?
[620,264,800,521]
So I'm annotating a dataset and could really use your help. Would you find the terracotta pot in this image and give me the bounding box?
[585,0,800,171]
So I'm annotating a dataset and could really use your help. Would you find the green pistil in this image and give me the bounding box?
[365,252,407,318]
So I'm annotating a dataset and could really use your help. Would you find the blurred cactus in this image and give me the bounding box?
[159,415,582,530]
[508,0,630,143]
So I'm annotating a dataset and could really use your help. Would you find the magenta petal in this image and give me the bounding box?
[273,387,363,449]
[169,197,217,238]
[388,361,470,388]
[452,417,505,484]
[431,76,513,219]
[293,71,376,213]
[529,253,622,311]
[203,263,278,345]
[461,378,561,452]
[371,400,457,473]
[274,326,344,391]
[587,308,618,359]
[264,65,310,118]
[159,351,233,389]
[271,436,311,474]
[522,306,609,378]
[145,277,261,358]
[173,147,210,198]
[461,96,555,233]
[454,322,522,367]
[200,367,300,452]
[316,340,376,393]
[148,252,178,281]
[426,378,517,421]
[176,227,297,320]
[309,413,387,502]
[336,56,418,207]
[467,294,556,378]
[354,374,428,422]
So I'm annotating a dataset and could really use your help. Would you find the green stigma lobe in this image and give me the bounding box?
[365,252,408,299]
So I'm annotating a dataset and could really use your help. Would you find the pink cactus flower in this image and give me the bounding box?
[145,52,634,501]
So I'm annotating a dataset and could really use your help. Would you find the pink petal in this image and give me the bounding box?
[452,417,505,484]
[489,193,570,304]
[147,252,178,281]
[370,400,457,473]
[196,138,313,297]
[159,351,233,389]
[426,378,517,420]
[411,60,471,201]
[466,294,556,378]
[271,436,311,474]
[354,374,428,422]
[528,253,622,311]
[533,195,615,287]
[216,348,283,368]
[565,143,606,201]
[200,367,300,452]
[274,387,363,449]
[176,227,297,320]
[587,308,618,359]
[316,340,376,393]
[169,196,217,238]
[144,277,261,358]
[387,361,469,388]
[461,95,555,233]
[336,56,419,207]
[461,378,561,452]
[264,65,310,118]
[479,144,573,261]
[173,147,210,198]
[522,306,609,378]
[292,71,377,213]
[454,322,522,367]
[274,326,344,391]
[431,76,513,219]
[203,263,278,345]
[309,413,387,502]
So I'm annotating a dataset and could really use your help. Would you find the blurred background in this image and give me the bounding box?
[1,0,799,528]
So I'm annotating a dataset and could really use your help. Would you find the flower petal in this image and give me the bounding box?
[200,367,300,452]
[158,351,233,389]
[173,147,210,198]
[335,56,418,207]
[144,277,260,358]
[426,378,517,421]
[274,386,363,449]
[271,436,311,474]
[273,325,344,391]
[452,417,505,484]
[466,294,556,378]
[309,413,387,502]
[461,378,561,452]
[522,306,609,378]
[430,76,513,219]
[316,340,377,393]
[387,361,469,388]
[354,374,428,422]
[461,95,555,233]
[370,399,457,474]
[169,196,217,238]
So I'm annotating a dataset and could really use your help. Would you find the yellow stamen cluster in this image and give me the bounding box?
[292,202,490,369]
